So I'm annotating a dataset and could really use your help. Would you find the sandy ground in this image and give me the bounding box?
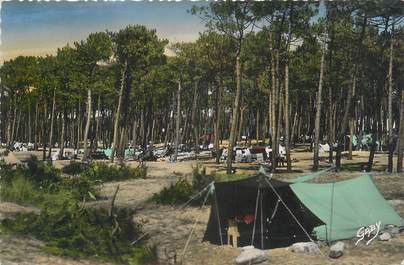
[0,150,403,265]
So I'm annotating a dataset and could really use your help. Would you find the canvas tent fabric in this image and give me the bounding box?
[203,175,324,249]
[291,173,403,242]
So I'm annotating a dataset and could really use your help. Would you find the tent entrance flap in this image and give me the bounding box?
[291,173,403,242]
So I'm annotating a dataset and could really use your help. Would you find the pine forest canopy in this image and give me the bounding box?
[0,1,403,172]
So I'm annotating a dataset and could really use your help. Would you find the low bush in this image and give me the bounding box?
[1,202,157,264]
[0,156,61,187]
[56,177,99,201]
[84,162,147,182]
[0,159,17,183]
[151,178,194,205]
[24,156,61,186]
[61,161,90,176]
[0,175,40,204]
[151,167,215,206]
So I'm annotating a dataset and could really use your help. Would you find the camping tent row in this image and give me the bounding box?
[203,170,402,249]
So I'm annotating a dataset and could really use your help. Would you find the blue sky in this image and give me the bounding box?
[1,1,324,64]
[1,1,206,63]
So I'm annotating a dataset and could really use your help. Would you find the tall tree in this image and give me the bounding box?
[313,24,327,171]
[75,32,113,161]
[194,1,255,173]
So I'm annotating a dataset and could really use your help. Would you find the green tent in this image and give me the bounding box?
[291,173,402,241]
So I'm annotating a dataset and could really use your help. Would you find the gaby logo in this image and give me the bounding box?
[355,221,381,246]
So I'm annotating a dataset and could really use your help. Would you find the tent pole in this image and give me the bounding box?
[329,182,335,243]
[214,189,223,245]
[260,190,264,249]
[251,189,260,246]
[263,177,315,242]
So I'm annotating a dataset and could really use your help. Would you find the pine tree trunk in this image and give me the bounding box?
[140,109,145,147]
[276,78,283,166]
[28,97,31,143]
[82,88,92,161]
[336,74,355,171]
[151,118,156,147]
[238,106,246,144]
[348,120,354,160]
[34,101,39,150]
[387,26,394,173]
[132,118,137,153]
[313,36,326,171]
[118,126,127,158]
[328,88,334,163]
[270,31,278,170]
[95,94,101,149]
[42,99,47,161]
[10,97,17,145]
[227,54,242,174]
[59,112,65,160]
[191,81,199,152]
[165,109,171,148]
[48,87,56,159]
[215,80,222,164]
[268,90,272,145]
[256,109,260,143]
[291,111,298,148]
[284,62,291,171]
[14,109,21,143]
[180,106,189,146]
[397,90,404,172]
[110,61,127,162]
[76,98,81,151]
[6,95,13,148]
[173,80,181,162]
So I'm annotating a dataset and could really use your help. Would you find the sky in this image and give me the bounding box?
[0,1,207,63]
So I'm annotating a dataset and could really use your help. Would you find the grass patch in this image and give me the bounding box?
[0,175,39,205]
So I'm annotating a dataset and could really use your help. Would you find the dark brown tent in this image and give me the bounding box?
[203,175,323,249]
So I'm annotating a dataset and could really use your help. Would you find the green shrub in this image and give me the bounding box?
[0,175,40,204]
[151,178,194,205]
[2,156,61,188]
[56,177,99,201]
[24,156,61,186]
[0,160,16,183]
[84,162,147,182]
[61,162,90,176]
